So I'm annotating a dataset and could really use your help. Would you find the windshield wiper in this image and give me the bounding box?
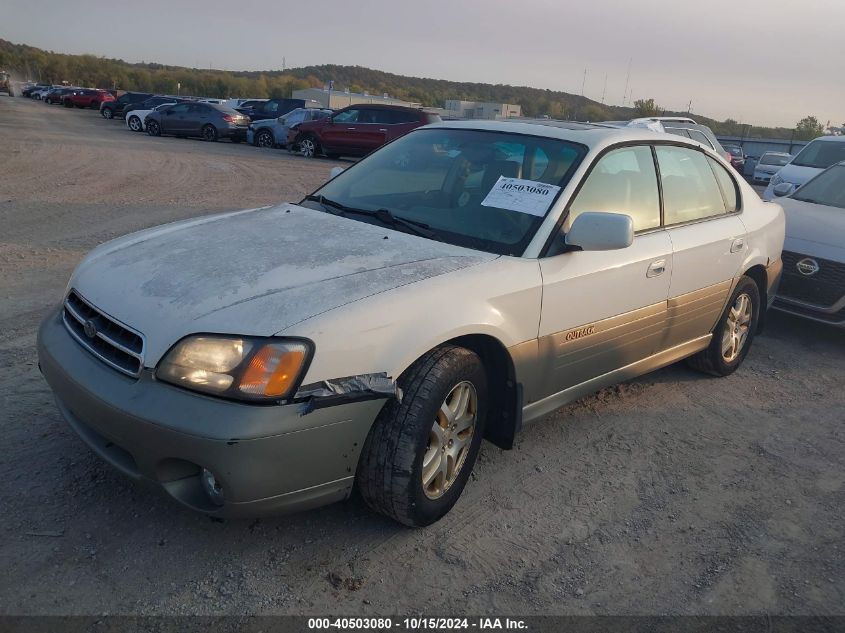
[304,195,436,239]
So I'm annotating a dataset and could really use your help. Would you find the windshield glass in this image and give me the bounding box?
[304,128,586,255]
[791,140,845,168]
[790,164,845,209]
[759,153,791,166]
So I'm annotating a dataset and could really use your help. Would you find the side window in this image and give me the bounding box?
[656,146,727,224]
[383,110,417,124]
[358,109,379,124]
[568,145,661,232]
[665,127,691,140]
[264,101,280,114]
[687,129,714,149]
[169,104,190,113]
[708,157,739,212]
[333,109,360,123]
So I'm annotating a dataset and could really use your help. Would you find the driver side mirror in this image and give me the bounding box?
[773,182,793,197]
[565,212,634,251]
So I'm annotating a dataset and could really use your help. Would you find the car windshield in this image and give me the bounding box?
[303,128,586,256]
[790,164,845,209]
[791,140,845,168]
[760,154,791,166]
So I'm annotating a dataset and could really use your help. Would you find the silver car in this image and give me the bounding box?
[772,160,845,327]
[753,152,792,184]
[247,107,333,148]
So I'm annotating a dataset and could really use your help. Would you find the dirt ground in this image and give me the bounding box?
[0,95,842,617]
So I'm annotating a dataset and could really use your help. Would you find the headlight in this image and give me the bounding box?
[770,174,783,187]
[157,335,311,402]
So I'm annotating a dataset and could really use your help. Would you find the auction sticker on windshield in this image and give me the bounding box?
[481,176,561,216]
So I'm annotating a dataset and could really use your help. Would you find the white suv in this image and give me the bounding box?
[37,120,785,526]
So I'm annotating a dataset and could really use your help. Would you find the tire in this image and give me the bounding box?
[356,346,488,527]
[687,275,760,377]
[201,124,218,142]
[128,116,142,132]
[102,107,114,119]
[255,129,274,148]
[298,134,319,158]
[146,120,161,136]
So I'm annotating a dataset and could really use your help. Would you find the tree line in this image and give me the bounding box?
[0,39,828,140]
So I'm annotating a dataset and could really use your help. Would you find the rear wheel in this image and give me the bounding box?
[201,124,218,142]
[687,275,760,376]
[255,129,274,148]
[298,134,319,158]
[146,120,161,136]
[128,116,142,132]
[356,346,488,527]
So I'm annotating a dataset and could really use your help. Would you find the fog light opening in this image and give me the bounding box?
[200,468,225,506]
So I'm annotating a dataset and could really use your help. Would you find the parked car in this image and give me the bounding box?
[123,95,184,119]
[771,161,845,327]
[290,104,441,159]
[145,102,250,142]
[763,136,845,200]
[37,120,784,525]
[248,107,333,148]
[23,83,50,98]
[125,102,176,132]
[722,143,746,172]
[62,88,115,109]
[661,123,731,161]
[44,87,77,104]
[100,92,153,119]
[753,152,792,184]
[238,98,319,121]
[31,85,59,100]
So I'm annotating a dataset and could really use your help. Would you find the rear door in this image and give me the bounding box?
[655,144,747,349]
[381,109,421,143]
[537,144,672,400]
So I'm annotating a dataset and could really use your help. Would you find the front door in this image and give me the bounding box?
[536,145,672,401]
[320,108,362,154]
[161,103,191,134]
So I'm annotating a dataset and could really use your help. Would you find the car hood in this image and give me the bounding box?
[775,163,822,186]
[781,198,845,260]
[69,203,496,366]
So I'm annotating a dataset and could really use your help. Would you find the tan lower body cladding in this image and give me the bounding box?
[511,280,733,420]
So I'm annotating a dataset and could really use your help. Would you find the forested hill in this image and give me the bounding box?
[0,39,798,138]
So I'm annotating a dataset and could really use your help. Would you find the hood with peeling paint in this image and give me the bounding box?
[69,203,497,365]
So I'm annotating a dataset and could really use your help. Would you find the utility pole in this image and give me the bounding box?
[282,57,286,72]
[686,99,692,115]
[622,57,632,107]
[581,66,587,97]
[601,73,607,104]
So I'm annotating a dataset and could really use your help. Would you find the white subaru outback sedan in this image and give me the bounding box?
[37,120,785,526]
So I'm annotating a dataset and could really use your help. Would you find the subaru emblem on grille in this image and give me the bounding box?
[796,258,820,276]
[83,319,98,339]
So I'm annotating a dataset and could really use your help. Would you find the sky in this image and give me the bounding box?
[3,0,843,128]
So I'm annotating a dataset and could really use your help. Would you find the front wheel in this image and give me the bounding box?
[356,346,488,527]
[201,124,218,142]
[128,116,142,132]
[298,134,319,158]
[688,275,760,376]
[255,129,274,148]
[146,120,161,136]
[102,108,114,119]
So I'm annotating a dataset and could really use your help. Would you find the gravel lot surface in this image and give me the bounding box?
[0,95,842,616]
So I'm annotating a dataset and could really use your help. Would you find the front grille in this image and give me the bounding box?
[62,290,145,377]
[778,251,845,307]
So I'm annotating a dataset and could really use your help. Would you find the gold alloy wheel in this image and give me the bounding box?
[422,381,477,500]
[722,292,752,363]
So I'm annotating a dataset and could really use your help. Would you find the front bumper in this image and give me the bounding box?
[37,308,385,517]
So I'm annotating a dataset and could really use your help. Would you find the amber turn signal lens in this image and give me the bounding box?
[238,345,306,398]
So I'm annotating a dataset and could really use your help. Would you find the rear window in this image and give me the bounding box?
[759,154,791,166]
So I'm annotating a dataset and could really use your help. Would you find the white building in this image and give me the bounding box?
[444,100,522,120]
[292,88,420,110]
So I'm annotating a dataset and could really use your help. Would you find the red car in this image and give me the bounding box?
[63,89,115,109]
[289,104,440,159]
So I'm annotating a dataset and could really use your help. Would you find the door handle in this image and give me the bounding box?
[730,237,745,253]
[646,259,666,278]
[347,127,356,130]
[379,128,387,132]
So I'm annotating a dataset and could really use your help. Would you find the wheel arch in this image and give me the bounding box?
[742,264,768,333]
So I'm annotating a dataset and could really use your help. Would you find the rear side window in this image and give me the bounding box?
[708,158,739,212]
[568,145,661,232]
[665,127,691,139]
[656,146,727,224]
[687,129,714,149]
[383,110,418,124]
